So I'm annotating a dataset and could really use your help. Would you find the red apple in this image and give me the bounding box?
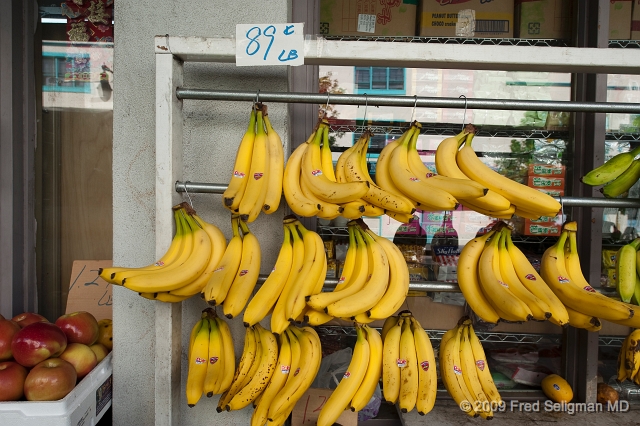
[11,322,67,367]
[0,319,21,361]
[0,361,28,401]
[24,358,77,401]
[59,343,97,379]
[12,312,49,328]
[55,311,99,346]
[89,343,109,364]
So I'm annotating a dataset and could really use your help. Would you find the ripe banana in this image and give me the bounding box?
[203,317,224,397]
[616,238,640,303]
[186,316,209,407]
[565,306,602,332]
[237,108,270,222]
[581,145,640,186]
[601,159,640,198]
[398,318,419,413]
[456,138,561,216]
[304,308,334,326]
[203,216,243,305]
[217,325,257,412]
[282,135,322,218]
[382,317,403,404]
[374,131,419,208]
[460,323,493,419]
[381,315,398,342]
[350,325,383,412]
[299,171,344,219]
[409,317,437,416]
[456,230,501,324]
[214,315,235,395]
[243,224,293,327]
[467,323,502,405]
[440,322,478,418]
[317,325,370,426]
[262,109,285,213]
[223,107,256,211]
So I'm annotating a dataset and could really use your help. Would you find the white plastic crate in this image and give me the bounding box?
[0,352,113,426]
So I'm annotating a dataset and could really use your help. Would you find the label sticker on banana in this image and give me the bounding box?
[210,356,219,364]
[311,169,323,176]
[195,357,206,365]
[584,286,596,293]
[397,359,408,368]
[525,274,536,280]
[453,365,462,375]
[281,365,290,374]
[558,276,570,284]
[499,281,509,288]
[420,361,430,371]
[239,270,249,276]
[343,372,352,379]
[233,171,245,178]
[476,360,485,371]
[254,173,263,180]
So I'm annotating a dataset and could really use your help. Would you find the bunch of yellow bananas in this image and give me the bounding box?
[186,308,235,407]
[440,317,502,420]
[222,103,284,222]
[457,223,569,326]
[581,146,640,198]
[98,202,226,302]
[380,312,437,416]
[304,219,410,326]
[614,237,640,305]
[315,323,382,426]
[541,221,640,329]
[202,215,261,319]
[241,216,327,333]
[617,329,640,385]
[433,123,562,220]
[225,324,320,426]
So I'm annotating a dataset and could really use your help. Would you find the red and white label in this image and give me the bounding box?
[558,276,570,284]
[239,270,249,276]
[311,169,323,176]
[281,365,290,374]
[476,360,485,371]
[420,360,430,371]
[233,170,245,178]
[195,357,206,365]
[525,274,536,281]
[453,365,462,375]
[499,280,509,288]
[253,172,263,180]
[209,356,219,364]
[397,359,408,368]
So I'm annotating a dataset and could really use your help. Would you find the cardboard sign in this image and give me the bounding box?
[290,388,358,426]
[66,260,113,320]
[235,23,304,66]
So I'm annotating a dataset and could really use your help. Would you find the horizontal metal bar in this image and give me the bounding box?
[155,36,640,75]
[176,89,640,114]
[257,274,460,292]
[175,182,640,209]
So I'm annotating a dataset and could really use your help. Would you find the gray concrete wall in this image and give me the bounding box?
[113,1,290,424]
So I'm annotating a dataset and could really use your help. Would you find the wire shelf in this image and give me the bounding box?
[321,35,571,47]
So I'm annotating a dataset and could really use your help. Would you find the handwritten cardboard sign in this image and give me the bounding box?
[290,388,358,426]
[235,23,304,66]
[66,260,113,320]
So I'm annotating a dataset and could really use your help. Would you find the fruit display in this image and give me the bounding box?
[581,145,640,198]
[440,317,502,419]
[185,308,235,407]
[222,103,284,222]
[240,216,326,333]
[305,218,410,325]
[99,202,227,303]
[381,312,437,415]
[614,237,640,304]
[0,310,112,402]
[616,328,640,385]
[457,222,569,326]
[202,215,261,319]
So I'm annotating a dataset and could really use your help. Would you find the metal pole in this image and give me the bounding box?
[176,181,640,209]
[176,88,640,114]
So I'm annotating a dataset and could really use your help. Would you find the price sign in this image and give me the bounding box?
[236,23,304,66]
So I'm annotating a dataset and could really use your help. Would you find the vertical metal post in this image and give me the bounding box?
[0,0,37,318]
[155,50,184,426]
[564,0,609,403]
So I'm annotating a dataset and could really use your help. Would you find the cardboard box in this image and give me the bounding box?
[419,0,514,38]
[291,388,357,426]
[610,0,633,40]
[527,175,565,189]
[66,260,113,320]
[632,0,640,39]
[516,0,572,39]
[319,0,418,37]
[527,163,566,178]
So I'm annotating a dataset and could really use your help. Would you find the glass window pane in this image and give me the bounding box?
[371,67,387,90]
[388,67,404,90]
[355,68,370,90]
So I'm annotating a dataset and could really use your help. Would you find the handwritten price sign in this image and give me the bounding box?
[236,23,304,66]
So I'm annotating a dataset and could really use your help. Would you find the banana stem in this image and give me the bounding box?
[239,219,251,235]
[231,216,241,238]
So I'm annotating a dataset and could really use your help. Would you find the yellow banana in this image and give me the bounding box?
[350,325,383,412]
[618,334,631,382]
[123,212,212,293]
[385,209,417,224]
[565,306,602,331]
[497,230,552,321]
[237,108,270,222]
[243,225,293,327]
[410,317,437,416]
[186,317,209,407]
[223,107,256,211]
[459,324,493,419]
[363,202,385,217]
[460,200,515,219]
[540,227,634,323]
[440,323,478,418]
[226,324,278,411]
[202,216,242,305]
[214,316,235,395]
[504,228,569,327]
[282,137,322,218]
[456,230,501,324]
[456,139,561,216]
[366,227,410,320]
[299,171,344,219]
[203,317,224,397]
[317,325,370,426]
[251,332,292,426]
[467,323,501,405]
[320,124,337,182]
[626,329,640,380]
[222,220,261,319]
[138,292,191,303]
[389,125,458,211]
[381,315,399,342]
[478,232,533,322]
[374,130,419,208]
[326,227,389,319]
[398,317,419,413]
[333,224,357,292]
[217,325,257,412]
[262,110,285,213]
[301,121,370,204]
[304,308,334,326]
[340,199,366,219]
[382,317,403,404]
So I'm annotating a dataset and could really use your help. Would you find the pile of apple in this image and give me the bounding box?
[0,311,113,402]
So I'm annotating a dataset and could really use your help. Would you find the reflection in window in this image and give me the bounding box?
[355,67,406,94]
[42,52,91,93]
